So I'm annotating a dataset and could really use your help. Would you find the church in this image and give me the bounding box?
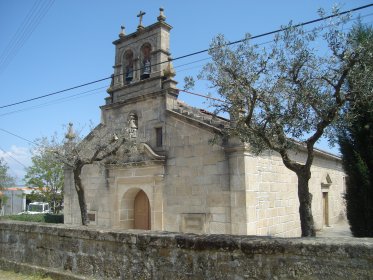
[63,9,346,237]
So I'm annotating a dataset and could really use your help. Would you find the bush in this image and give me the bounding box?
[0,213,64,224]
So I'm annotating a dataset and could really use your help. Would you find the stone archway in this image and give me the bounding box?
[119,188,151,230]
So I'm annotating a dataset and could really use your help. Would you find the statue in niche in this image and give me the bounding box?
[141,44,151,80]
[128,113,138,138]
[125,51,134,84]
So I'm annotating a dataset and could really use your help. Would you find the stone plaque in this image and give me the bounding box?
[180,213,206,234]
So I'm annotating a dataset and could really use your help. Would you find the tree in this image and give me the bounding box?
[53,122,137,225]
[339,24,373,237]
[24,137,64,214]
[191,8,372,236]
[0,158,15,211]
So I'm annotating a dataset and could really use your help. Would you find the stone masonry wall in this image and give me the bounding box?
[0,221,372,280]
[164,114,230,234]
[244,150,345,237]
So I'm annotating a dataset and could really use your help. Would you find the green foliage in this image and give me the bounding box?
[340,24,373,237]
[0,158,15,210]
[0,158,15,189]
[0,213,64,223]
[24,137,64,214]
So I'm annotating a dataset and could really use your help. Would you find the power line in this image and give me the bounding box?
[0,86,107,118]
[0,146,28,169]
[170,4,373,61]
[0,83,160,145]
[0,3,372,110]
[0,0,54,75]
[178,89,226,103]
[0,128,37,146]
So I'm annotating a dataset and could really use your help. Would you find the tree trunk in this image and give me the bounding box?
[297,170,316,237]
[73,166,89,226]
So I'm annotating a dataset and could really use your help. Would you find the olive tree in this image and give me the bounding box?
[194,9,372,236]
[52,122,139,225]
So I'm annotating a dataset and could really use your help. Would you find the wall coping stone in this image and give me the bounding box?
[1,221,373,279]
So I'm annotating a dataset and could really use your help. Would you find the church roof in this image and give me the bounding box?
[169,100,228,130]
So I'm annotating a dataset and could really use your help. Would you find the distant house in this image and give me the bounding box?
[1,187,34,215]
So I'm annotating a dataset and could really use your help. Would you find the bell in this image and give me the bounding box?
[141,59,151,79]
[126,67,133,83]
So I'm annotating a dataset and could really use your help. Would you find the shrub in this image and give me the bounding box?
[0,213,64,224]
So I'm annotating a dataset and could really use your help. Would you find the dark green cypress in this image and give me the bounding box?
[340,24,373,237]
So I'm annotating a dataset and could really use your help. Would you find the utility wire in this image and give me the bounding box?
[0,128,37,146]
[0,11,372,125]
[0,3,372,110]
[0,146,28,169]
[0,86,107,118]
[178,89,226,103]
[0,0,54,75]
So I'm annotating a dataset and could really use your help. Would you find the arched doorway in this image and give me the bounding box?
[134,190,150,230]
[119,188,151,230]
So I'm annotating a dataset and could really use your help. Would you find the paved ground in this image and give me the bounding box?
[316,220,352,237]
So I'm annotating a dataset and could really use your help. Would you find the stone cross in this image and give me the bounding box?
[137,10,146,28]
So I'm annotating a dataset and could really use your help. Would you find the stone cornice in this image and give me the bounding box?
[101,90,166,110]
[166,109,223,134]
[113,21,173,45]
[106,76,161,94]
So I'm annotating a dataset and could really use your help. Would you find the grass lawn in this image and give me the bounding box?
[0,213,63,223]
[0,270,52,280]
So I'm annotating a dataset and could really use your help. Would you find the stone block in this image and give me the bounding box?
[211,214,228,223]
[209,207,229,215]
[207,192,230,207]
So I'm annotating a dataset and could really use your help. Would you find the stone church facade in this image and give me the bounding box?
[64,10,346,237]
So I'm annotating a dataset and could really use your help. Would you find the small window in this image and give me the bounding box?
[156,127,163,147]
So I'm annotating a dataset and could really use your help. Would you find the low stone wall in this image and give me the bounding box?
[0,221,372,279]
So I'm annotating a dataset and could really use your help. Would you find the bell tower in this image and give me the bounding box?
[105,8,177,105]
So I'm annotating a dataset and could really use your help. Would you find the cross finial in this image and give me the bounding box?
[137,10,146,30]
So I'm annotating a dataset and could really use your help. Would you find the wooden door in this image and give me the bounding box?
[134,190,150,230]
[323,192,329,227]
